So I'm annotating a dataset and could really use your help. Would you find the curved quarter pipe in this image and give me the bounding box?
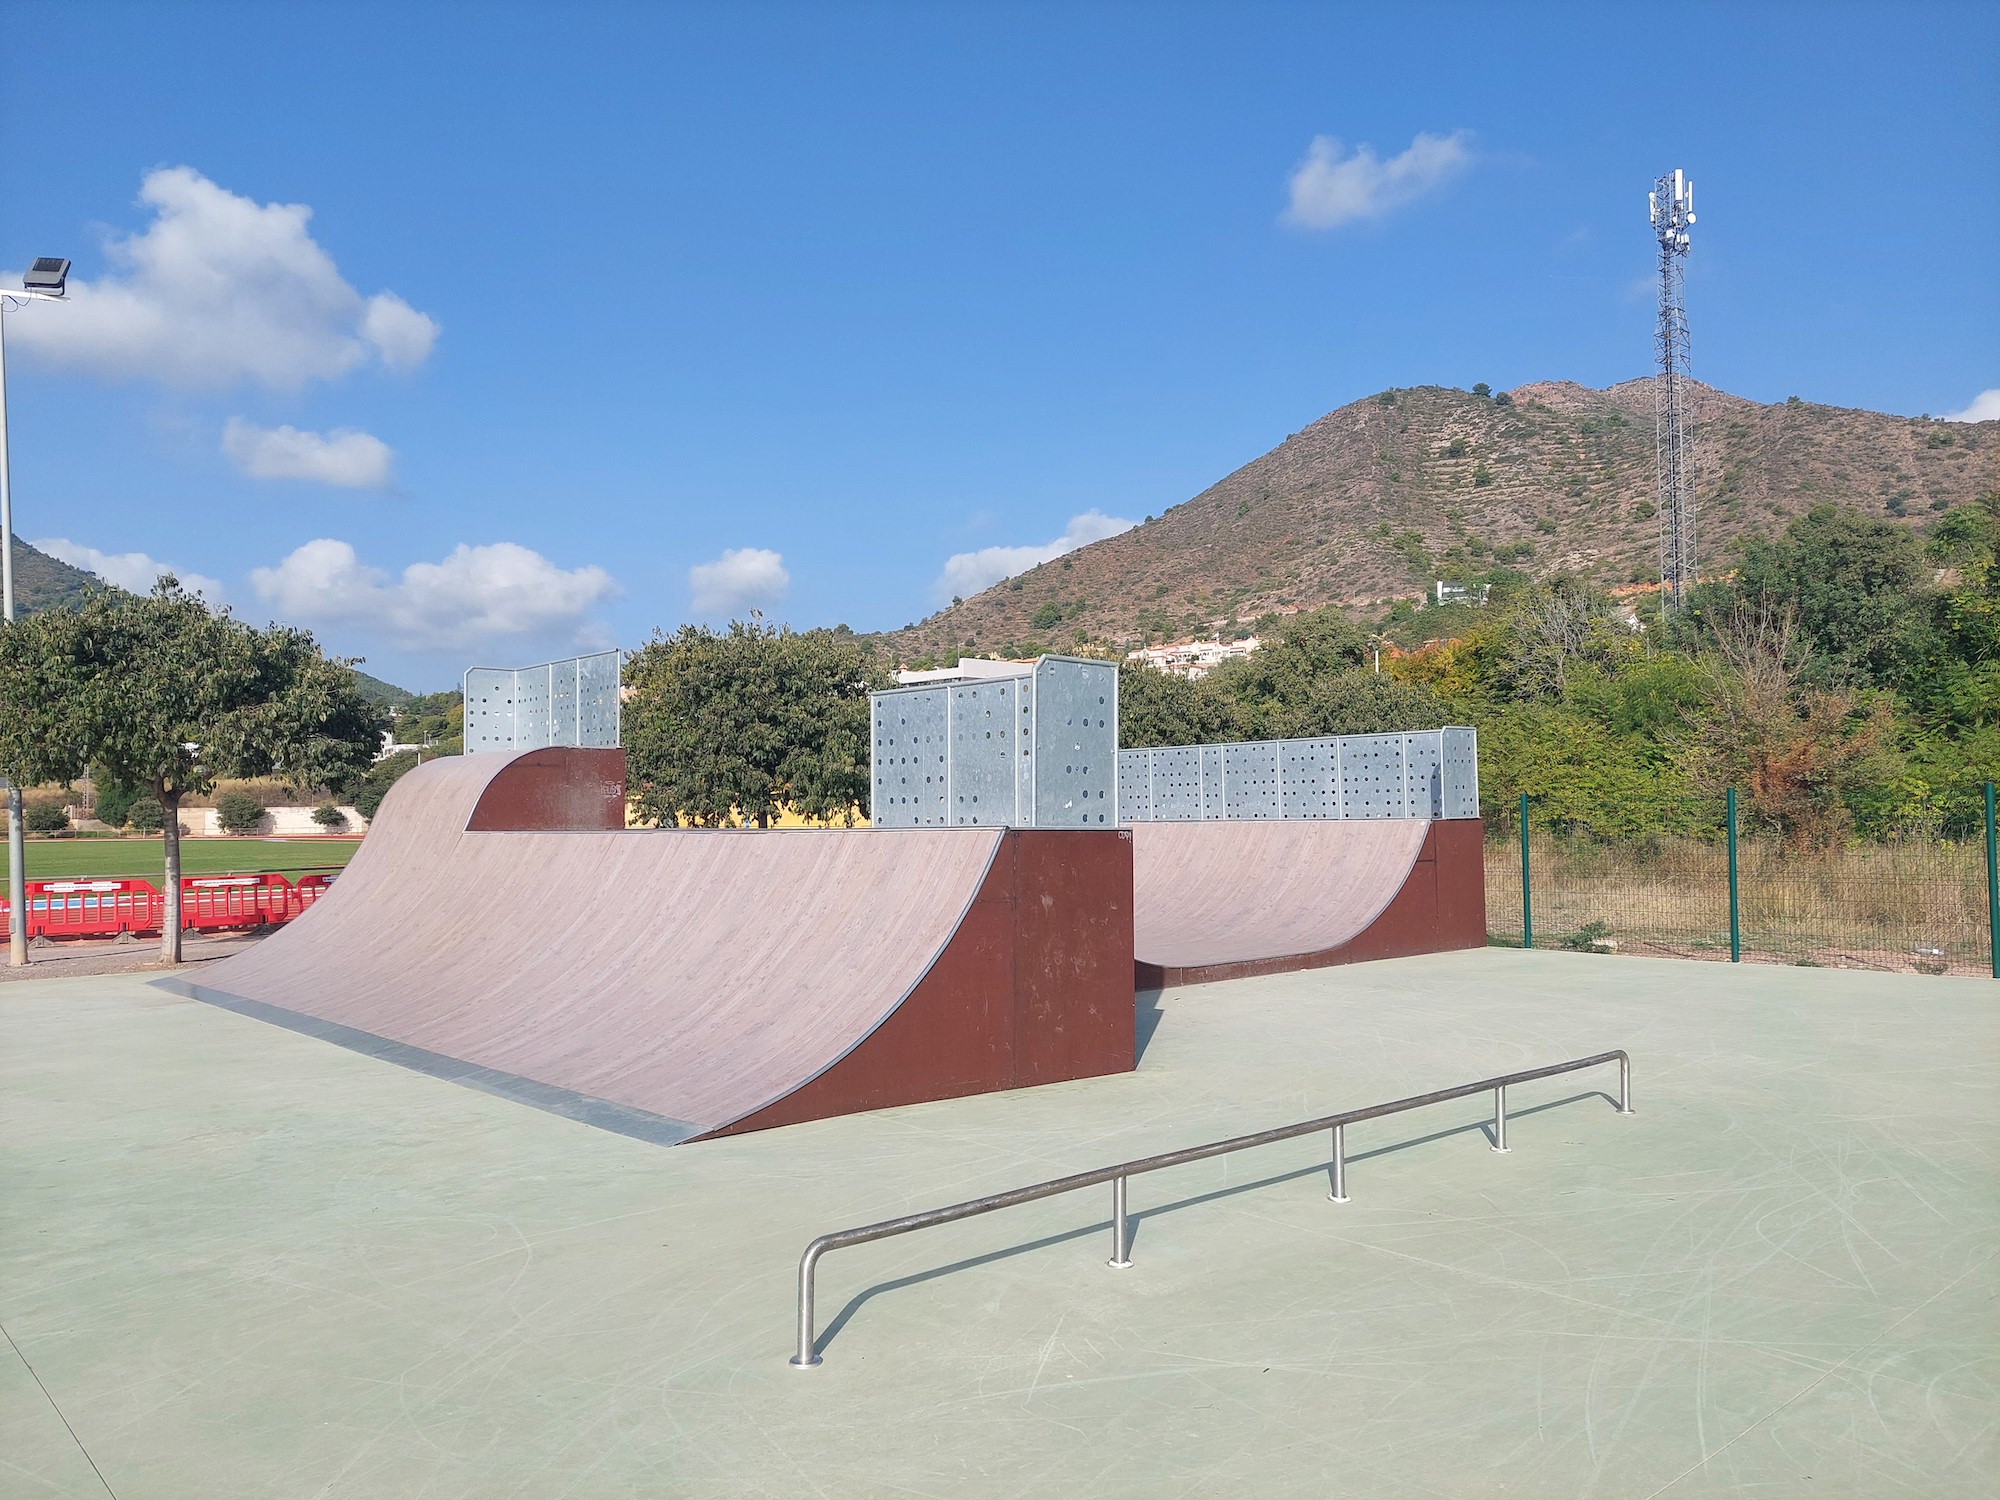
[157,749,1134,1143]
[1132,818,1487,988]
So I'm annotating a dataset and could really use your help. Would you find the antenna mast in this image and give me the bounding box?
[1649,168,1696,611]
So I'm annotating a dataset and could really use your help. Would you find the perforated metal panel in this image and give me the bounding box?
[463,651,623,754]
[1031,657,1118,827]
[1441,727,1480,819]
[871,687,950,827]
[950,678,1020,826]
[1279,737,1339,818]
[1405,733,1443,818]
[1117,727,1480,824]
[464,669,518,753]
[514,667,551,748]
[868,656,1115,828]
[1117,749,1152,821]
[1156,745,1205,821]
[1220,741,1280,819]
[1337,733,1409,819]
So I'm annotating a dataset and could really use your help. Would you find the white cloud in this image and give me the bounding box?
[1940,389,2000,423]
[934,510,1135,603]
[9,166,439,389]
[249,539,616,653]
[689,547,791,615]
[31,537,224,601]
[221,418,392,487]
[1282,130,1473,230]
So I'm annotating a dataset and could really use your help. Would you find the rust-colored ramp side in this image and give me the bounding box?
[1132,818,1487,989]
[157,751,1133,1144]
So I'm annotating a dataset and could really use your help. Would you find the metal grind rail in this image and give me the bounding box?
[790,1049,1633,1367]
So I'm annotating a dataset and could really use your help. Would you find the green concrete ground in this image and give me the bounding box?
[3,950,1994,1498]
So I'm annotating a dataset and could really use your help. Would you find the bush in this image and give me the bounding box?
[94,778,140,829]
[24,801,70,834]
[127,798,165,834]
[311,803,347,830]
[216,789,267,835]
[352,750,421,821]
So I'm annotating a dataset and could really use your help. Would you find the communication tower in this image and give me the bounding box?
[1649,169,1696,610]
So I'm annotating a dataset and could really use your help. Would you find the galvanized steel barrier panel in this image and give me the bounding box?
[870,657,1117,828]
[464,650,622,754]
[1118,727,1478,823]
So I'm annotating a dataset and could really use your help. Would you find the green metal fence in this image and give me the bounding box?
[1487,784,2000,978]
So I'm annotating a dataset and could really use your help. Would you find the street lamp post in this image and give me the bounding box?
[2,257,69,967]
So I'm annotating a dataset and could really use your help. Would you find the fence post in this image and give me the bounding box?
[1727,787,1740,963]
[1986,783,1998,980]
[1519,793,1533,950]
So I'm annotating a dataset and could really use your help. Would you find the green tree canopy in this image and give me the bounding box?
[1119,604,1448,747]
[0,579,388,960]
[1728,504,1933,688]
[624,620,887,828]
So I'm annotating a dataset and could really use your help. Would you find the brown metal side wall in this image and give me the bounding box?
[712,828,1134,1137]
[1135,818,1487,989]
[1011,829,1136,1085]
[466,748,628,832]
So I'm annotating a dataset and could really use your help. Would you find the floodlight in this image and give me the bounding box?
[23,257,68,294]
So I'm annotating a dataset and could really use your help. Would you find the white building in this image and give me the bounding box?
[1125,636,1261,680]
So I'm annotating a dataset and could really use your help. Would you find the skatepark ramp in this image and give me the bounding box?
[1120,730,1487,987]
[1130,818,1487,987]
[158,748,1134,1143]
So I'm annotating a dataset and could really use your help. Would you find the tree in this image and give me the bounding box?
[0,580,388,961]
[1118,604,1448,748]
[1731,504,1932,688]
[623,620,887,828]
[1680,602,1903,847]
[1118,661,1243,748]
[351,750,420,821]
[312,804,348,830]
[216,789,267,835]
[25,801,69,834]
[93,774,141,830]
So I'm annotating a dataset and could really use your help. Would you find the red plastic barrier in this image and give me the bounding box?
[289,872,339,919]
[181,873,293,932]
[2,878,165,939]
[1,869,345,940]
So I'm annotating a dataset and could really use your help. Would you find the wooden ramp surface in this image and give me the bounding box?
[162,752,1133,1143]
[1132,819,1485,986]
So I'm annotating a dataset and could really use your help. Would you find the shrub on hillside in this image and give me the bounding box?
[216,789,267,835]
[312,803,347,830]
[127,798,165,834]
[24,801,70,835]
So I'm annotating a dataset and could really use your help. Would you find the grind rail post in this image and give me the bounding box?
[791,1050,1633,1367]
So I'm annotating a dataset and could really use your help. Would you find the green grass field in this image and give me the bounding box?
[4,836,362,885]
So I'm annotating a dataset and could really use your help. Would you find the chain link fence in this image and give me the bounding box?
[1485,796,1997,977]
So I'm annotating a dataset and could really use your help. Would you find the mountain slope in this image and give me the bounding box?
[889,380,2000,658]
[5,538,103,616]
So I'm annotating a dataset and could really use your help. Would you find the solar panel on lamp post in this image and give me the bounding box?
[2,257,69,967]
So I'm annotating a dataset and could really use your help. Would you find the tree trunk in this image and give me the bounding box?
[160,787,183,964]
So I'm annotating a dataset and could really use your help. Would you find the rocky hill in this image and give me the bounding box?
[5,538,102,616]
[888,380,2000,659]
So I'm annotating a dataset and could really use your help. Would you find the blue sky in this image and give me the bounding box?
[2,1,1995,689]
